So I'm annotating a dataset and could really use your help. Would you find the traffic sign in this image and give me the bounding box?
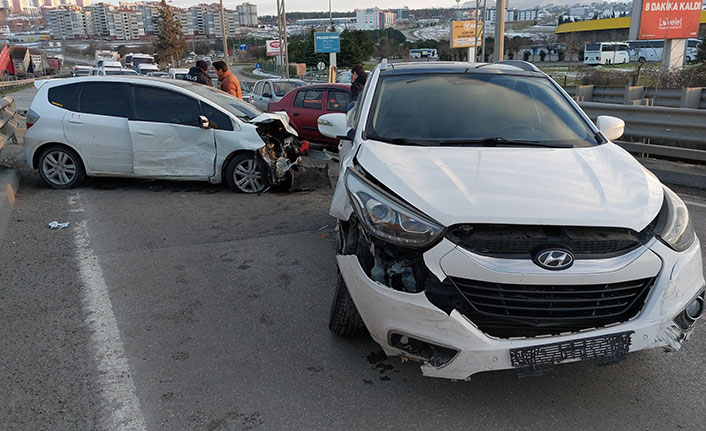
[239,44,247,51]
[266,40,281,56]
[450,20,483,48]
[317,61,326,71]
[255,63,262,69]
[314,33,340,53]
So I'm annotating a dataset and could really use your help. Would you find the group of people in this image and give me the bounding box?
[183,59,368,108]
[184,59,242,99]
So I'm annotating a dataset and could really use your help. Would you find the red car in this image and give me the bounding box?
[267,83,351,146]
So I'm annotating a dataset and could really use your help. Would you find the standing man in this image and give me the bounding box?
[350,64,367,101]
[213,61,242,99]
[184,60,213,87]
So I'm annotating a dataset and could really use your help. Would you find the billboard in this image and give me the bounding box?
[314,32,340,53]
[638,0,702,40]
[266,40,281,56]
[450,20,483,49]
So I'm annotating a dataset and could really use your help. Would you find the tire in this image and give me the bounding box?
[328,224,366,338]
[37,145,85,189]
[225,152,267,193]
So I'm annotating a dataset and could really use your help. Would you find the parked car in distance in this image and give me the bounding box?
[24,77,304,193]
[268,83,351,146]
[249,78,306,111]
[168,68,189,80]
[240,81,253,103]
[90,67,138,76]
[137,63,159,75]
[72,65,91,77]
[95,60,122,68]
[318,60,704,380]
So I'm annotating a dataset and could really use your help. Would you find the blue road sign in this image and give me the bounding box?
[255,63,261,69]
[239,44,247,51]
[314,32,340,54]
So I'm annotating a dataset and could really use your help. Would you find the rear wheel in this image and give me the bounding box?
[37,145,85,189]
[225,153,267,193]
[329,223,366,338]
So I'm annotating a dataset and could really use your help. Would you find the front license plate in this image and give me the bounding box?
[510,331,633,369]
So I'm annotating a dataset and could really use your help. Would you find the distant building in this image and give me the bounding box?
[236,2,256,27]
[356,7,380,30]
[486,8,538,23]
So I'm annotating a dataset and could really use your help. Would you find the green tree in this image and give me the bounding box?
[154,0,187,65]
[339,30,374,66]
[697,39,706,63]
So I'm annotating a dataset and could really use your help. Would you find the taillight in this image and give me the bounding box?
[26,109,39,129]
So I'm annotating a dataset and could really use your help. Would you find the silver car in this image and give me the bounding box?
[249,78,306,111]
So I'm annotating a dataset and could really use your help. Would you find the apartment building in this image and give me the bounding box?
[46,5,91,39]
[236,2,256,27]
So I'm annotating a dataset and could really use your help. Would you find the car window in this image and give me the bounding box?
[201,102,233,131]
[262,83,273,97]
[272,81,301,97]
[79,82,131,118]
[182,83,262,121]
[48,83,82,111]
[254,82,263,95]
[327,90,350,112]
[296,89,323,110]
[367,73,598,147]
[131,85,200,127]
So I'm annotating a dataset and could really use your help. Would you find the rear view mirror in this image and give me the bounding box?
[198,115,210,129]
[318,113,348,139]
[596,115,625,141]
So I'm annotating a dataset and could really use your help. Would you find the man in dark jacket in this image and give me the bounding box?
[184,60,213,86]
[350,64,367,101]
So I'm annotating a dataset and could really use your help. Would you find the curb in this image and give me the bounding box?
[0,167,20,241]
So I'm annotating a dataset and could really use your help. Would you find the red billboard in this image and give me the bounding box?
[638,1,702,40]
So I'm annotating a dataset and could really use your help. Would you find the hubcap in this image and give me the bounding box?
[233,158,264,193]
[42,151,77,185]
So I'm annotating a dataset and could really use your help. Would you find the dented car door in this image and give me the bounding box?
[128,84,216,178]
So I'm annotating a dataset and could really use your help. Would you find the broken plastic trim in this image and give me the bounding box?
[388,332,459,367]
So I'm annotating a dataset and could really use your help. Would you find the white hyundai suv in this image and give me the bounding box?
[317,61,704,380]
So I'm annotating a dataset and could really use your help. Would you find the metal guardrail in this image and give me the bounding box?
[0,78,36,91]
[567,85,705,109]
[578,101,706,163]
[0,97,19,152]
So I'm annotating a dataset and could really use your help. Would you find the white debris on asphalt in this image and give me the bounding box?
[48,221,70,229]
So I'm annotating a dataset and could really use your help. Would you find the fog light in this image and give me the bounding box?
[389,332,459,367]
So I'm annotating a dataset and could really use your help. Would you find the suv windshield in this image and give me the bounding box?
[366,73,599,147]
[187,83,262,121]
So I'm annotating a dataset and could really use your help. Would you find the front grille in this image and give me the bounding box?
[425,277,654,338]
[446,224,644,259]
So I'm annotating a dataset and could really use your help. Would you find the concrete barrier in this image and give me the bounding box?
[0,167,19,241]
[0,96,19,152]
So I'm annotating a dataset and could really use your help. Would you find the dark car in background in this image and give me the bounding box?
[267,83,351,146]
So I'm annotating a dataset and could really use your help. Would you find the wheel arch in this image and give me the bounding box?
[32,142,86,171]
[220,149,258,183]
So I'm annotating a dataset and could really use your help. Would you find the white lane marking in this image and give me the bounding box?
[69,193,147,431]
[684,200,706,209]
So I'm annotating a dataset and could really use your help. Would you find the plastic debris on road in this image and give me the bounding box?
[48,221,70,229]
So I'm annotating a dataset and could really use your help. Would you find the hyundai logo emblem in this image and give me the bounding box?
[534,249,574,270]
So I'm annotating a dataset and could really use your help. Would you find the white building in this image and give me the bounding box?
[236,2,256,27]
[356,7,380,30]
[486,8,538,23]
[46,6,91,39]
[213,8,239,37]
[107,8,144,40]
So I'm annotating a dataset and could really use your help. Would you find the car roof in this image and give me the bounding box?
[380,61,543,77]
[293,83,351,89]
[43,76,204,90]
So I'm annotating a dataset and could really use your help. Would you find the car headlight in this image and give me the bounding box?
[345,168,444,248]
[655,187,695,252]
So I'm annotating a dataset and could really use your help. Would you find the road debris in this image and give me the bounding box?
[48,221,70,229]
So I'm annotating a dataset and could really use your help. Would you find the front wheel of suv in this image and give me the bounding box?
[329,224,367,338]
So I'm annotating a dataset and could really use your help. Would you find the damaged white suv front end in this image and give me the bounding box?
[318,61,705,380]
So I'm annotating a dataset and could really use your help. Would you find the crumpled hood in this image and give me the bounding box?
[356,141,663,231]
[250,112,299,136]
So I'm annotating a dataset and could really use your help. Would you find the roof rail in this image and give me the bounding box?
[494,60,540,72]
[380,58,388,70]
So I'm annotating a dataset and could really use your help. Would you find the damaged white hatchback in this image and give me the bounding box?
[24,77,306,192]
[318,61,705,380]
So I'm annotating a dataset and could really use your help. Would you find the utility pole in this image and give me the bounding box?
[219,0,228,65]
[481,0,486,61]
[474,0,479,62]
[276,0,284,77]
[493,0,505,61]
[277,0,289,78]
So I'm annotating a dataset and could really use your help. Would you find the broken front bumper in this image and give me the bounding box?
[337,237,705,380]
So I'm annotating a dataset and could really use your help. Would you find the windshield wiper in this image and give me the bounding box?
[438,137,572,148]
[367,135,431,146]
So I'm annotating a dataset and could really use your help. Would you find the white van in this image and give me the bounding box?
[168,68,189,80]
[627,39,701,63]
[584,42,630,65]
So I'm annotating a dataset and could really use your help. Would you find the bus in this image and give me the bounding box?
[584,42,630,65]
[410,48,438,60]
[626,39,701,63]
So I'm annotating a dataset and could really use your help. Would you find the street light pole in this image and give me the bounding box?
[494,0,506,61]
[220,0,228,65]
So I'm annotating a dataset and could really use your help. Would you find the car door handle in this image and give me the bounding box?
[292,113,299,116]
[68,119,83,125]
[137,130,154,136]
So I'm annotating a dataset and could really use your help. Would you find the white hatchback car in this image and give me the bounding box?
[318,61,704,380]
[24,77,302,192]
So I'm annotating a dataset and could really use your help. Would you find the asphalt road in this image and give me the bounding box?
[1,166,705,431]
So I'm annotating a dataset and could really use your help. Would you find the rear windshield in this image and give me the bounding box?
[272,81,304,96]
[586,44,600,51]
[366,73,599,147]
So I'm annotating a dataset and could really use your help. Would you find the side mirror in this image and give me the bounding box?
[198,115,210,129]
[596,115,625,141]
[318,113,349,139]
